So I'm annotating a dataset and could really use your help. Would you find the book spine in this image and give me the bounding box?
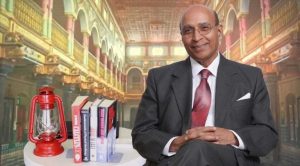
[99,107,106,138]
[90,105,97,162]
[72,106,82,163]
[81,111,90,162]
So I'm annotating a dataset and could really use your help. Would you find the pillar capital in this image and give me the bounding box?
[255,54,277,74]
[0,32,24,59]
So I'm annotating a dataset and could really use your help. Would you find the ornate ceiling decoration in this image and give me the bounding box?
[107,0,209,43]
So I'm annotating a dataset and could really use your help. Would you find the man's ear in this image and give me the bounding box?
[218,24,223,35]
[217,25,223,44]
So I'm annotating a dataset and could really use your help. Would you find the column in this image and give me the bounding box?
[239,15,247,57]
[260,0,271,38]
[35,75,53,88]
[95,47,100,75]
[66,15,75,56]
[42,0,53,38]
[0,0,5,10]
[264,72,280,162]
[0,62,14,144]
[82,32,89,66]
[80,88,91,97]
[6,0,14,13]
[225,33,232,59]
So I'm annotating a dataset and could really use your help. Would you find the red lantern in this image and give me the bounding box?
[28,86,67,156]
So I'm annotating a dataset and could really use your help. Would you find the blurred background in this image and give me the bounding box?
[0,0,299,165]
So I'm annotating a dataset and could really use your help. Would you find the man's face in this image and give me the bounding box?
[181,7,222,66]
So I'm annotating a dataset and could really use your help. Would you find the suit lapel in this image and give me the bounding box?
[215,55,237,127]
[171,58,193,132]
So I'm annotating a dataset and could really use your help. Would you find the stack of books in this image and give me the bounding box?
[71,96,118,163]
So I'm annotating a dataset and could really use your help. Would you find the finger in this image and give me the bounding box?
[213,140,228,145]
[201,135,218,142]
[187,126,216,134]
[188,132,218,141]
[186,128,217,139]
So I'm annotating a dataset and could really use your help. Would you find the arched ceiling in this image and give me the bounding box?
[107,0,209,43]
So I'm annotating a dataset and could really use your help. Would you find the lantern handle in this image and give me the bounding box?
[28,95,38,143]
[55,95,68,143]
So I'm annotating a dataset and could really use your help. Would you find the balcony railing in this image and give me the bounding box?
[99,63,105,78]
[73,40,84,64]
[52,21,68,53]
[106,72,111,84]
[245,20,262,54]
[14,0,43,35]
[88,52,97,73]
[112,77,116,87]
[270,0,298,35]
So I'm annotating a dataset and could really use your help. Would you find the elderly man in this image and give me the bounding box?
[132,5,277,166]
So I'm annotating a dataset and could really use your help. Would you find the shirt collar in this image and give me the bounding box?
[190,53,220,78]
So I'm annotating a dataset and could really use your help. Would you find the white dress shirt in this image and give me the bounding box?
[162,53,245,156]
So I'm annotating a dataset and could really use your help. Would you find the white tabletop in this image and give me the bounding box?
[24,128,146,166]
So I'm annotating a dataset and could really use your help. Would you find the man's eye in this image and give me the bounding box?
[200,26,210,31]
[183,29,193,34]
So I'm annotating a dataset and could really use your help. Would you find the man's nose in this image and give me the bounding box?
[192,30,203,41]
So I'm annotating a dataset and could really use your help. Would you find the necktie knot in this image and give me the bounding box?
[200,69,211,79]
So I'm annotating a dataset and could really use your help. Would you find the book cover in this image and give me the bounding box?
[81,101,93,162]
[96,99,117,162]
[90,98,103,162]
[98,99,117,137]
[71,96,88,163]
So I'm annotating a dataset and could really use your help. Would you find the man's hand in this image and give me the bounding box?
[169,127,239,152]
[169,127,218,152]
[186,127,238,146]
[185,126,218,141]
[213,127,239,146]
[169,134,188,152]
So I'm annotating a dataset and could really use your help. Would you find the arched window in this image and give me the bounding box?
[127,68,144,93]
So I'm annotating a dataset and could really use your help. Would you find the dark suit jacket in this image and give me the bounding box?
[132,55,278,165]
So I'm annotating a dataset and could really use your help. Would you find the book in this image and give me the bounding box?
[90,98,103,162]
[96,99,117,162]
[71,96,88,163]
[98,99,117,137]
[96,107,107,162]
[81,101,93,162]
